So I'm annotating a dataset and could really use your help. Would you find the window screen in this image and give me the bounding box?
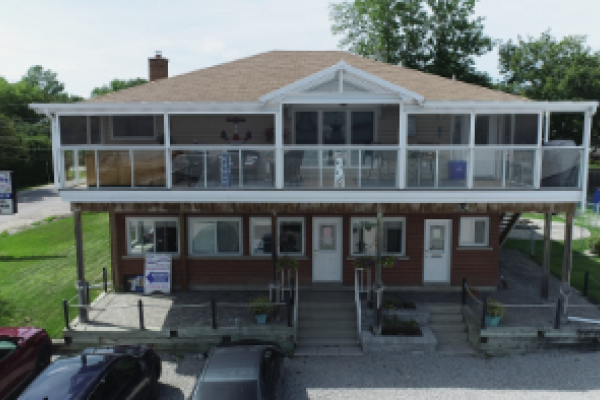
[351,112,374,144]
[112,116,155,138]
[60,116,88,145]
[295,112,318,144]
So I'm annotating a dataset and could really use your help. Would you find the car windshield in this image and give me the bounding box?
[19,355,108,400]
[192,381,258,400]
[0,339,17,362]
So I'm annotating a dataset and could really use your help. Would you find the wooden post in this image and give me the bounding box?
[376,205,383,287]
[541,213,551,300]
[109,205,120,292]
[554,298,562,329]
[138,299,144,330]
[562,212,574,285]
[63,299,70,330]
[179,211,188,292]
[74,210,88,322]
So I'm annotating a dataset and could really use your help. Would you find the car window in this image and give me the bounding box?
[89,356,141,400]
[0,340,18,362]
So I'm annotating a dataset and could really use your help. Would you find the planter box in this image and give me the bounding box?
[382,302,430,326]
[362,326,437,353]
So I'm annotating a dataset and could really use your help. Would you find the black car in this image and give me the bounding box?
[191,340,285,400]
[18,345,161,400]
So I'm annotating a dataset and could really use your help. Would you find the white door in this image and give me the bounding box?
[312,217,343,282]
[423,219,452,283]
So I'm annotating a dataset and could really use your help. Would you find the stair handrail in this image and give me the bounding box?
[294,268,298,343]
[354,268,362,344]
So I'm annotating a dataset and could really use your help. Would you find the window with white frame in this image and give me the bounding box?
[351,217,405,256]
[127,217,179,255]
[188,217,242,255]
[293,110,376,145]
[460,217,489,246]
[278,217,304,255]
[250,217,272,255]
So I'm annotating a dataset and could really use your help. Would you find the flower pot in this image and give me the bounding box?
[255,314,268,324]
[485,314,501,327]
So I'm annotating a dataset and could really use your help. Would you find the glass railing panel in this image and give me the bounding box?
[205,150,241,188]
[284,149,318,188]
[359,150,397,188]
[98,150,131,187]
[472,149,503,188]
[133,150,166,187]
[541,148,582,188]
[240,149,275,188]
[322,150,359,188]
[505,149,535,188]
[172,150,207,188]
[62,150,96,188]
[406,150,437,188]
[437,149,469,189]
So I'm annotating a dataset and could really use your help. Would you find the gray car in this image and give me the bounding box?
[191,340,285,400]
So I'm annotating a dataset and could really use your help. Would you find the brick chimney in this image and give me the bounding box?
[149,51,168,81]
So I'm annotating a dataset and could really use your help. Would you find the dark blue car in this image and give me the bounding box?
[18,345,161,400]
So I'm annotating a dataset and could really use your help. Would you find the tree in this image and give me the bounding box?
[499,31,600,145]
[91,78,148,97]
[330,0,494,87]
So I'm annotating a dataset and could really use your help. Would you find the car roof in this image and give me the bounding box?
[81,345,148,357]
[0,327,44,341]
[202,345,270,382]
[19,355,112,400]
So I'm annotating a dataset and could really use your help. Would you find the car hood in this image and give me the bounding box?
[0,327,44,340]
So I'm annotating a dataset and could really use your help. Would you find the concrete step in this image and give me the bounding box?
[299,302,355,310]
[295,345,363,356]
[300,320,357,329]
[296,339,360,347]
[435,333,470,344]
[428,304,462,314]
[436,342,477,355]
[429,314,463,323]
[299,310,356,320]
[297,329,358,341]
[429,323,467,333]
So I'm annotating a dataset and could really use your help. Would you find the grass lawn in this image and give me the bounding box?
[589,164,600,170]
[0,213,110,338]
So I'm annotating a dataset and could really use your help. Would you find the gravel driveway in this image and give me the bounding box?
[155,351,600,399]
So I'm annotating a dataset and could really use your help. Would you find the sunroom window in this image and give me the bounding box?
[127,217,178,255]
[188,217,242,255]
[351,217,405,256]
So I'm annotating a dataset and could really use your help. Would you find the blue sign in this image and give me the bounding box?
[146,272,170,283]
[0,193,12,199]
[220,152,231,187]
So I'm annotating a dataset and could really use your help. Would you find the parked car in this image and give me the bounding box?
[191,340,286,400]
[0,327,52,399]
[18,345,161,400]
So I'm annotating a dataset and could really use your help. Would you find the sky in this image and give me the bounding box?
[1,0,599,98]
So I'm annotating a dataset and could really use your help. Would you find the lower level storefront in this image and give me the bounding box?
[111,209,501,291]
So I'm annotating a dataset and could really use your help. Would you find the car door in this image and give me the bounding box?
[88,356,145,400]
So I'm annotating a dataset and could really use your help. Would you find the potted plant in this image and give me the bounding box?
[382,256,398,268]
[250,295,275,324]
[485,298,504,327]
[276,255,298,273]
[353,256,375,269]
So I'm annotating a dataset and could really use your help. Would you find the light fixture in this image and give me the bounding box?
[221,116,252,144]
[459,203,468,211]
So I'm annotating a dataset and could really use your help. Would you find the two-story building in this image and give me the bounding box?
[31,51,597,299]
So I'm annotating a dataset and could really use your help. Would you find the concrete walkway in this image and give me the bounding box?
[0,185,71,234]
[508,218,591,241]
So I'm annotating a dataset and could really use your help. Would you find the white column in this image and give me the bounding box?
[275,105,284,189]
[534,112,543,189]
[398,103,406,189]
[164,113,172,189]
[581,111,593,212]
[544,111,551,142]
[468,111,475,189]
[52,114,60,188]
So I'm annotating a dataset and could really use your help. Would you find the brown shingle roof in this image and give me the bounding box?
[85,51,523,103]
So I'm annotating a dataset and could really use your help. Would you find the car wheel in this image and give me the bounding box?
[35,344,52,373]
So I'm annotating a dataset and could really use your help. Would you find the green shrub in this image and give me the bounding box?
[589,235,600,255]
[249,295,275,315]
[486,298,504,318]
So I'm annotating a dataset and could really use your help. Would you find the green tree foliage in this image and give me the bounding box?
[499,31,600,145]
[330,0,494,87]
[91,78,148,97]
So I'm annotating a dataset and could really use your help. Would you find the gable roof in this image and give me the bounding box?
[85,51,524,104]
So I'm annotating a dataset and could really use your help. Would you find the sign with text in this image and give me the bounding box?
[0,171,15,215]
[144,254,172,294]
[220,152,231,187]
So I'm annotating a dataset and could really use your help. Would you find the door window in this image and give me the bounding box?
[429,225,445,251]
[319,224,336,251]
[323,112,346,145]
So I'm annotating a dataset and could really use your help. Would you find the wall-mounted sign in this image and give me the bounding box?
[144,254,172,294]
[220,152,231,187]
[0,171,16,215]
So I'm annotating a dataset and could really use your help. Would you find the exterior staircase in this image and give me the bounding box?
[295,301,362,356]
[499,212,522,246]
[428,304,476,355]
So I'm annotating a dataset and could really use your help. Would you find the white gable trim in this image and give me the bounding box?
[259,60,425,105]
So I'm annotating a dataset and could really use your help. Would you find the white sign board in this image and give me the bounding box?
[144,254,172,294]
[0,171,15,215]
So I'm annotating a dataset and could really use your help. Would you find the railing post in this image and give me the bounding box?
[481,294,488,330]
[138,299,144,330]
[462,278,467,305]
[287,297,293,327]
[554,298,563,329]
[290,278,295,305]
[63,299,70,330]
[211,298,217,329]
[103,267,108,293]
[584,271,589,297]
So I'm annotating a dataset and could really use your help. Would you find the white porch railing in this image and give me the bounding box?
[57,145,584,191]
[354,268,363,343]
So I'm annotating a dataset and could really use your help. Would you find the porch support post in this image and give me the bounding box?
[179,210,188,292]
[271,211,278,283]
[275,105,284,189]
[541,213,551,300]
[109,205,120,292]
[74,210,88,322]
[376,204,383,287]
[562,211,574,287]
